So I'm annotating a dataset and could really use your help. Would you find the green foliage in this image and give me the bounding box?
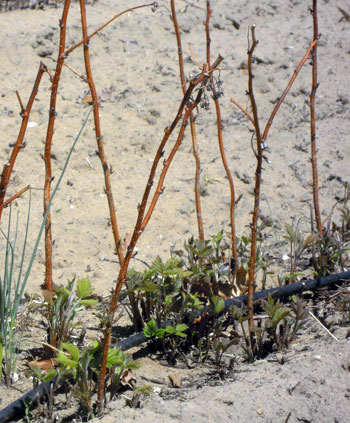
[193,294,235,366]
[143,318,188,339]
[24,397,33,423]
[0,207,29,386]
[283,219,318,282]
[123,253,202,329]
[236,231,273,290]
[0,108,91,386]
[120,233,235,363]
[209,295,225,315]
[125,383,152,409]
[312,191,350,277]
[125,232,290,366]
[37,278,98,349]
[27,339,140,420]
[232,295,309,361]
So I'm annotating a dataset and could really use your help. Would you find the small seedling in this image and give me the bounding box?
[27,339,140,420]
[203,174,221,186]
[37,277,98,348]
[125,384,152,409]
[144,318,188,339]
[283,219,318,283]
[231,295,309,361]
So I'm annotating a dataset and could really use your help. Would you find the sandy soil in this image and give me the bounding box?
[100,327,350,423]
[0,0,350,422]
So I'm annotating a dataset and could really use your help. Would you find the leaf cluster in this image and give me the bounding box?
[27,340,140,419]
[232,295,309,361]
[36,278,98,349]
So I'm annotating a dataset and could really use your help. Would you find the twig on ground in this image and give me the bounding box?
[309,310,339,342]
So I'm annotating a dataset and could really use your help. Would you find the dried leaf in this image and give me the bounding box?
[304,233,318,247]
[121,232,132,256]
[27,358,58,373]
[235,267,248,295]
[120,369,136,390]
[82,94,93,104]
[168,373,181,388]
[217,280,232,299]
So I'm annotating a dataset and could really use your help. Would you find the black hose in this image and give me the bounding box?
[1,270,349,422]
[0,381,53,423]
[225,269,350,308]
[118,270,350,351]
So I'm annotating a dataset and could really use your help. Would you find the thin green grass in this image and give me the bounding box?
[0,106,92,385]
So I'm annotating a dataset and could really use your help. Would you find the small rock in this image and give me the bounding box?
[276,352,285,364]
[226,15,240,30]
[32,28,56,57]
[213,22,224,30]
[36,41,54,57]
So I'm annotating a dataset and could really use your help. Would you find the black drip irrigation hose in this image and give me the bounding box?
[1,270,349,422]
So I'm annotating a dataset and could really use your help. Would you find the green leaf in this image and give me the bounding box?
[176,331,187,338]
[164,294,173,305]
[57,352,78,369]
[136,281,159,293]
[147,319,156,332]
[272,307,290,323]
[155,329,166,338]
[142,268,157,281]
[284,223,295,242]
[289,295,297,303]
[241,236,251,245]
[144,319,157,338]
[27,364,45,380]
[128,360,141,370]
[62,343,79,363]
[76,277,94,298]
[175,323,188,333]
[43,367,57,382]
[143,328,153,338]
[107,348,123,368]
[151,256,165,274]
[214,297,225,314]
[79,298,98,307]
[59,287,72,298]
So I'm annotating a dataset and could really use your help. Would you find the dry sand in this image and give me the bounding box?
[0,0,350,422]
